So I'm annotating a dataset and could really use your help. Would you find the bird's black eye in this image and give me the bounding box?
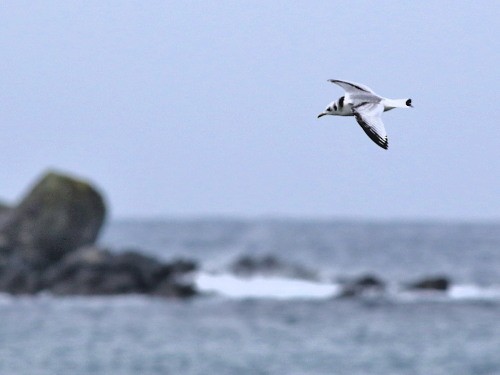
[406,99,412,106]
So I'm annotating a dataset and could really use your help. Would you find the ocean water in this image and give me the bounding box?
[1,219,500,375]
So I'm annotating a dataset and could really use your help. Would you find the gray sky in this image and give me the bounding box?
[1,2,499,220]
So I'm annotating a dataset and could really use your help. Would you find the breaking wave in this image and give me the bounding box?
[194,272,500,303]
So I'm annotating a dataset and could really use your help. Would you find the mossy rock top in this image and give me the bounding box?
[0,171,106,266]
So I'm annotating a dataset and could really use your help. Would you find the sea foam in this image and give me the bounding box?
[195,272,341,299]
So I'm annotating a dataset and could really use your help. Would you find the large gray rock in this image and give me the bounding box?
[0,171,106,266]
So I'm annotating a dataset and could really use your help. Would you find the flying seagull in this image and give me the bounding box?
[317,79,413,149]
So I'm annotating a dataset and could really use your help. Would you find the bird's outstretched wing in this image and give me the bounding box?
[328,79,375,95]
[351,102,388,149]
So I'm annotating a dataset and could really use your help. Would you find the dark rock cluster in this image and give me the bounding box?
[337,274,450,298]
[0,171,196,298]
[229,254,452,299]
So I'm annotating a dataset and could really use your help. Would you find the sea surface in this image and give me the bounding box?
[1,219,500,375]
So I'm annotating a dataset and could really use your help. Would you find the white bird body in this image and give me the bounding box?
[318,79,412,149]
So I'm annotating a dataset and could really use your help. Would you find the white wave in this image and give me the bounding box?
[448,284,500,301]
[195,272,341,300]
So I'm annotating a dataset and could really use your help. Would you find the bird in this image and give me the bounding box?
[317,79,413,149]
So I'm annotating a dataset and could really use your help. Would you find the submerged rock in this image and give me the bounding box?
[231,255,278,276]
[0,171,106,267]
[407,276,450,291]
[338,274,386,298]
[230,254,317,280]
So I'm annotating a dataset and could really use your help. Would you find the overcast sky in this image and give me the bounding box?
[0,2,498,220]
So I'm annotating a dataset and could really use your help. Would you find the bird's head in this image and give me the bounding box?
[317,102,335,118]
[405,99,413,108]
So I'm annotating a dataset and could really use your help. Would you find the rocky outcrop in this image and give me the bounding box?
[42,246,197,297]
[0,171,197,298]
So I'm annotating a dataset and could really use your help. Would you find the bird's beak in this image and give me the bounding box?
[317,112,327,118]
